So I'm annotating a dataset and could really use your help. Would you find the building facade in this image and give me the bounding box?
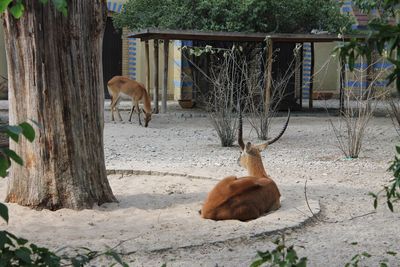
[0,1,392,102]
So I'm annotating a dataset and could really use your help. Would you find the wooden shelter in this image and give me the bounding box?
[128,29,365,112]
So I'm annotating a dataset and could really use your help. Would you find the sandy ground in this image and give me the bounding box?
[1,101,400,266]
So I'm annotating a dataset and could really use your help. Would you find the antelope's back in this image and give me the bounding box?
[202,176,280,220]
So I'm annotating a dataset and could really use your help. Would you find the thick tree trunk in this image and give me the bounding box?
[2,1,116,210]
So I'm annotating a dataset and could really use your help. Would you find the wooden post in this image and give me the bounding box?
[294,43,302,109]
[145,41,150,92]
[299,43,304,109]
[309,43,315,109]
[153,39,159,114]
[264,38,273,112]
[162,39,169,113]
[339,59,345,113]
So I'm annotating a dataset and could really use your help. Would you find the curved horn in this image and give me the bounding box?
[267,109,291,145]
[238,107,245,150]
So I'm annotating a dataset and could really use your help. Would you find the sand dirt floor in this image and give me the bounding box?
[0,101,399,266]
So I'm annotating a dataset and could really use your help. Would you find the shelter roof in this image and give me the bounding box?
[128,28,366,43]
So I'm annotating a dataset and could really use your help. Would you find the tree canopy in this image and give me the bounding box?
[113,0,353,34]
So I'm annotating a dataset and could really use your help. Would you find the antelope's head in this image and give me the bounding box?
[237,109,291,170]
[143,109,152,127]
[238,141,268,169]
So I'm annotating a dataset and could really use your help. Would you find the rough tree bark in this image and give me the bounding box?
[2,1,117,210]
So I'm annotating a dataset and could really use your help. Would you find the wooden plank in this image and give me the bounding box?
[128,29,366,43]
[264,39,273,112]
[153,39,159,114]
[162,39,169,113]
[309,43,314,109]
[339,60,345,113]
[299,43,303,109]
[145,41,150,92]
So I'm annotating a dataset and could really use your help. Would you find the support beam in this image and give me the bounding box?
[162,39,169,113]
[309,43,315,109]
[299,43,304,109]
[264,39,273,112]
[145,40,150,92]
[153,39,159,114]
[339,59,345,113]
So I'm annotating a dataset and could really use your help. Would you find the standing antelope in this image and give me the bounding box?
[201,110,290,221]
[107,76,152,127]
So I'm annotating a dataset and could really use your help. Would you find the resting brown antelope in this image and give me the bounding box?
[107,76,152,127]
[201,110,290,221]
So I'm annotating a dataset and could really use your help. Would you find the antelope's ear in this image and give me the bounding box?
[245,142,252,153]
[255,143,268,152]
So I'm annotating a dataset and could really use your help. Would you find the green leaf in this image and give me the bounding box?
[16,236,28,245]
[0,202,8,223]
[350,242,358,245]
[373,198,378,209]
[387,200,394,212]
[0,231,13,249]
[0,0,12,13]
[52,0,68,16]
[19,122,35,142]
[15,247,32,263]
[396,145,400,155]
[387,37,398,54]
[397,73,400,92]
[386,251,397,256]
[105,250,127,266]
[361,251,371,258]
[9,2,24,19]
[348,51,355,71]
[3,148,23,165]
[5,125,22,142]
[0,155,10,177]
[250,259,264,267]
[297,258,307,267]
[286,249,297,263]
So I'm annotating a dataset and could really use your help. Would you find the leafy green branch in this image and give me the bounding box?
[250,235,307,267]
[0,121,35,224]
[369,145,400,212]
[345,250,397,267]
[0,0,68,18]
[335,0,400,91]
[0,122,128,266]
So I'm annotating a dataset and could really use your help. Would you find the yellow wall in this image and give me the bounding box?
[135,40,178,99]
[313,43,340,93]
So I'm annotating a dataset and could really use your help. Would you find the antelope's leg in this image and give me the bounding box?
[110,95,117,121]
[128,99,135,122]
[233,204,260,222]
[136,101,142,126]
[114,96,123,121]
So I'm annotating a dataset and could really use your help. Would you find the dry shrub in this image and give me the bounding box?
[330,58,390,158]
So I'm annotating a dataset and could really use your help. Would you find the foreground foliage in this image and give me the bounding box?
[369,145,400,211]
[0,123,128,266]
[251,236,307,267]
[336,0,400,91]
[0,0,68,18]
[345,250,397,267]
